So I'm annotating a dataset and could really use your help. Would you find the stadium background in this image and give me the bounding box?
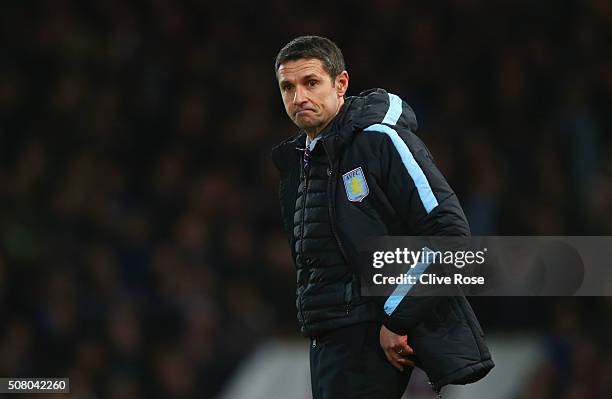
[0,0,611,398]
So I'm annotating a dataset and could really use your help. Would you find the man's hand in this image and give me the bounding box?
[379,324,415,371]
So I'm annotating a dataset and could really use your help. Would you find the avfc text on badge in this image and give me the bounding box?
[0,378,70,394]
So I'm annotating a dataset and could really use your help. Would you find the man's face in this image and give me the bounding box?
[277,58,348,136]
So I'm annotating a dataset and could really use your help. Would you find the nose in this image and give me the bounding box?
[293,86,307,105]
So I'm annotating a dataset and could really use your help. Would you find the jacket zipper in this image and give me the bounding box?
[298,146,310,334]
[321,141,352,315]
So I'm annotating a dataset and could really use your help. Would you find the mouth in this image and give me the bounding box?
[295,109,315,117]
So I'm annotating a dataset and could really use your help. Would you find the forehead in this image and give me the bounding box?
[277,58,328,82]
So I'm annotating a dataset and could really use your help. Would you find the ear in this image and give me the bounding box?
[334,71,349,97]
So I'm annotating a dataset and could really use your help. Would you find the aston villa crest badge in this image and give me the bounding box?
[342,167,369,202]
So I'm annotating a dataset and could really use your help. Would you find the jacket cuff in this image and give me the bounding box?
[381,313,409,335]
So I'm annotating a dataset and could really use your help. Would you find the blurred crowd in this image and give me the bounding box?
[0,0,611,398]
[516,298,612,399]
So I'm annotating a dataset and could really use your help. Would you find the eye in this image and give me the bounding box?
[281,84,293,93]
[308,80,318,87]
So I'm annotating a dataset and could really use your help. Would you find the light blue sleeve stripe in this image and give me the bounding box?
[364,123,439,213]
[382,93,403,125]
[383,247,434,315]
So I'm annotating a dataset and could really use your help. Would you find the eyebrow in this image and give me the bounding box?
[300,74,320,81]
[279,73,323,86]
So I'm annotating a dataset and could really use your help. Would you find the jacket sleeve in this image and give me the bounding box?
[364,124,471,334]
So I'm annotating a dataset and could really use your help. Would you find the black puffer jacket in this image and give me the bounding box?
[292,139,377,337]
[272,88,493,391]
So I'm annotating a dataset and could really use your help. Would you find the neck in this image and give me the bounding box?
[305,129,321,140]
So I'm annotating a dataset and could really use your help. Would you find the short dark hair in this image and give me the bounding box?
[275,36,346,80]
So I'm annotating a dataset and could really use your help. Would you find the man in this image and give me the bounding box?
[271,36,493,398]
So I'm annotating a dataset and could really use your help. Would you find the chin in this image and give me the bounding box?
[294,119,318,131]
